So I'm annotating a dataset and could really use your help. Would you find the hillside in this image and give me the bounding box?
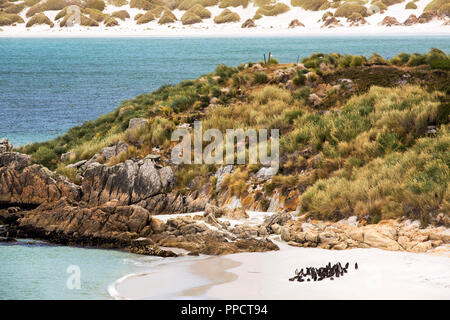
[0,0,449,34]
[15,49,450,227]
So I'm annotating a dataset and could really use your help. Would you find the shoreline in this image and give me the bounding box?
[113,240,450,300]
[1,27,449,38]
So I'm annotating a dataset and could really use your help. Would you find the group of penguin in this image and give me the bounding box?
[289,262,358,282]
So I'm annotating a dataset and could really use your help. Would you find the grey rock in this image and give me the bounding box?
[214,165,234,191]
[128,118,147,130]
[0,138,13,154]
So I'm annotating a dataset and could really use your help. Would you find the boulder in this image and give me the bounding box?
[288,19,305,28]
[222,207,249,220]
[81,158,174,207]
[60,151,75,162]
[0,152,81,205]
[403,14,418,26]
[100,141,128,162]
[381,16,401,26]
[128,118,147,130]
[241,18,255,28]
[0,138,13,153]
[362,228,402,251]
[214,165,233,191]
[321,17,342,28]
[256,166,278,180]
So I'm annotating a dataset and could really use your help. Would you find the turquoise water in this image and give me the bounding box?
[0,239,165,299]
[0,36,449,146]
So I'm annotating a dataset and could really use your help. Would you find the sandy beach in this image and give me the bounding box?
[113,239,450,300]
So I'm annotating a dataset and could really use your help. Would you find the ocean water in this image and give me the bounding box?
[0,239,171,300]
[0,36,449,146]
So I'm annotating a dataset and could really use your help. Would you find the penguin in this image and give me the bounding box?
[355,262,358,270]
[345,262,349,269]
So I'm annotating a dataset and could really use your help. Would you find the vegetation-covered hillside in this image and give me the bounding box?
[18,49,450,226]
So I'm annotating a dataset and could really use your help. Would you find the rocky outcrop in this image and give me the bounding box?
[321,17,342,28]
[288,19,305,28]
[0,138,13,153]
[403,14,418,26]
[241,18,255,28]
[0,152,81,206]
[81,156,174,207]
[1,198,279,256]
[381,16,401,26]
[128,117,147,130]
[278,218,449,255]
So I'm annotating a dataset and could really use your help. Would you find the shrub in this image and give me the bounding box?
[214,8,240,23]
[253,71,269,84]
[32,146,58,169]
[26,12,54,27]
[218,0,250,8]
[255,3,290,17]
[390,52,410,65]
[158,9,177,23]
[56,166,81,184]
[334,3,368,18]
[136,11,156,24]
[405,1,417,9]
[292,70,306,86]
[291,0,329,11]
[187,4,211,18]
[407,53,427,66]
[0,12,24,25]
[181,11,202,24]
[368,53,390,65]
[86,0,105,11]
[350,55,365,67]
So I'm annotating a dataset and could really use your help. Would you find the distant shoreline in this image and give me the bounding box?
[1,26,449,38]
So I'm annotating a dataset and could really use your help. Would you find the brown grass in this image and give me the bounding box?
[214,8,240,23]
[26,12,54,27]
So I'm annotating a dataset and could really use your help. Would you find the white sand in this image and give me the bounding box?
[1,0,448,37]
[113,240,450,299]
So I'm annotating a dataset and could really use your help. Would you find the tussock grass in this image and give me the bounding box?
[181,11,203,24]
[4,2,25,14]
[187,4,211,18]
[85,8,109,22]
[136,10,156,24]
[26,12,54,27]
[130,0,153,9]
[334,3,368,17]
[111,10,130,20]
[85,0,105,11]
[291,0,329,11]
[178,0,218,10]
[254,3,290,17]
[26,0,83,18]
[405,1,416,9]
[214,8,240,23]
[0,12,24,25]
[218,0,249,8]
[158,9,177,23]
[104,16,119,26]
